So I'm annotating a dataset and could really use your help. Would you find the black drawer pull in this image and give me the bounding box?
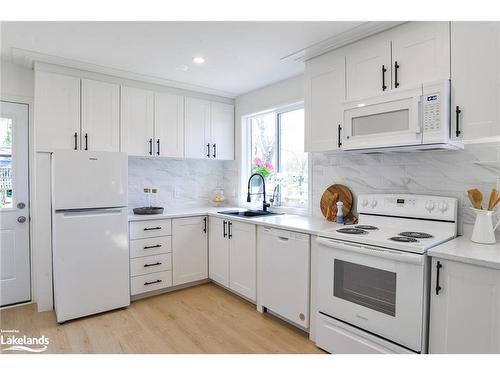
[435,261,443,295]
[84,133,88,150]
[223,220,227,238]
[144,279,162,286]
[144,226,162,231]
[206,143,211,158]
[74,132,78,150]
[149,138,153,155]
[144,262,162,268]
[337,124,342,148]
[157,139,160,155]
[382,65,387,91]
[143,244,162,249]
[394,61,400,88]
[455,106,462,137]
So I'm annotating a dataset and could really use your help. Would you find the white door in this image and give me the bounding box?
[228,221,256,301]
[429,258,500,354]
[120,86,154,156]
[304,49,345,152]
[451,22,500,141]
[154,92,184,158]
[391,22,450,90]
[208,217,230,287]
[34,71,80,152]
[172,216,208,286]
[0,101,30,307]
[81,79,120,152]
[210,102,234,160]
[346,35,392,100]
[184,97,211,159]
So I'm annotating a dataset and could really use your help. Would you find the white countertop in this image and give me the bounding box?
[128,206,341,235]
[428,225,500,270]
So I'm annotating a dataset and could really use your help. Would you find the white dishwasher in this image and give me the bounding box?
[257,226,310,329]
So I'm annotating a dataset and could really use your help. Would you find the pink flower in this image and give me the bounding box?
[264,162,274,171]
[254,157,263,166]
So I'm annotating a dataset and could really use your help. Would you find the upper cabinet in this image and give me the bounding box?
[154,92,184,158]
[81,79,120,152]
[210,102,235,160]
[35,71,81,152]
[451,22,500,141]
[304,49,345,152]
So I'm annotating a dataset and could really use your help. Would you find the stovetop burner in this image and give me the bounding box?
[355,225,379,230]
[389,236,419,243]
[399,231,433,239]
[337,228,368,235]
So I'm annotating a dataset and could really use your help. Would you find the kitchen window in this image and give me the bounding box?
[246,106,308,209]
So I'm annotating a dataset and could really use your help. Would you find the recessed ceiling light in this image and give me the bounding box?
[193,56,205,64]
[177,64,189,72]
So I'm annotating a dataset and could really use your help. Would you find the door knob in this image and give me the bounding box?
[17,216,26,223]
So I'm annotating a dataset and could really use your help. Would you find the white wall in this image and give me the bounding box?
[0,60,34,101]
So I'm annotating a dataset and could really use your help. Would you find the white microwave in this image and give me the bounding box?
[341,80,462,152]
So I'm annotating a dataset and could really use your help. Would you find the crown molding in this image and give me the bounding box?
[281,21,406,62]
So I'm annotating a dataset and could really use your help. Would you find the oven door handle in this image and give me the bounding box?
[316,237,425,265]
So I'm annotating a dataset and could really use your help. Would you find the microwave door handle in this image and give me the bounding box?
[413,97,423,134]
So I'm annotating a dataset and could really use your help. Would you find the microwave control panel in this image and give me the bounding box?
[423,93,441,132]
[422,80,450,143]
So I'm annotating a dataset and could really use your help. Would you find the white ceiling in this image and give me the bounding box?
[0,21,367,97]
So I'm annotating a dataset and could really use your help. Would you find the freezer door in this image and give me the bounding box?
[53,208,130,322]
[52,150,127,210]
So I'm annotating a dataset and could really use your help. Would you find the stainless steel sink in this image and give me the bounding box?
[217,210,282,218]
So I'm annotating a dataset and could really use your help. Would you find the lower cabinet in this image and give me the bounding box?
[208,217,256,301]
[429,257,500,353]
[172,216,208,286]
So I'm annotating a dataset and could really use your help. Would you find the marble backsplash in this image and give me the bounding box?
[311,144,500,233]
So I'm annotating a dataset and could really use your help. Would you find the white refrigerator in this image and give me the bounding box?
[52,150,129,323]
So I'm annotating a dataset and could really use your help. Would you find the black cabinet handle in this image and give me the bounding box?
[144,262,162,268]
[337,124,342,148]
[149,139,153,155]
[382,65,387,91]
[228,221,233,239]
[84,133,88,150]
[144,279,162,286]
[223,220,227,238]
[455,106,462,137]
[143,244,162,249]
[394,61,400,88]
[435,261,443,295]
[144,226,162,231]
[157,139,160,155]
[74,132,78,150]
[213,143,217,158]
[203,217,207,233]
[206,143,211,158]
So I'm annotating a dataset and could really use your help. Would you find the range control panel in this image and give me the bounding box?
[357,194,458,222]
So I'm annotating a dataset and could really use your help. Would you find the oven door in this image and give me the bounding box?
[316,237,426,352]
[342,87,423,151]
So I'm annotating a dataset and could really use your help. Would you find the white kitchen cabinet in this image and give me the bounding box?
[154,92,184,157]
[35,71,81,152]
[81,79,120,152]
[120,86,154,156]
[304,49,345,152]
[345,35,392,100]
[210,102,234,160]
[172,216,208,286]
[390,22,450,91]
[208,217,230,287]
[184,97,211,159]
[451,22,500,141]
[429,257,500,353]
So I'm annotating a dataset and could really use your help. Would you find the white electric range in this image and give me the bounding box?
[314,194,458,354]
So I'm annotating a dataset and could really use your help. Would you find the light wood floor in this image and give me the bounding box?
[0,283,323,354]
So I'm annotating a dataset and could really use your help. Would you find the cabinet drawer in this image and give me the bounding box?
[130,236,172,258]
[129,219,172,239]
[130,253,172,277]
[131,271,172,296]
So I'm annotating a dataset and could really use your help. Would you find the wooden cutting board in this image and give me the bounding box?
[320,184,354,222]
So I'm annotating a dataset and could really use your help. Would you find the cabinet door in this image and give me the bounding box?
[81,79,120,152]
[184,97,211,159]
[210,102,234,160]
[346,35,392,100]
[229,221,256,301]
[154,92,184,158]
[429,258,500,354]
[35,71,80,152]
[172,216,208,286]
[304,50,345,152]
[208,217,230,287]
[451,22,500,141]
[120,86,154,156]
[391,21,450,90]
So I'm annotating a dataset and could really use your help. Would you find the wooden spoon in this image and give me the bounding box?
[488,188,499,211]
[467,188,483,209]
